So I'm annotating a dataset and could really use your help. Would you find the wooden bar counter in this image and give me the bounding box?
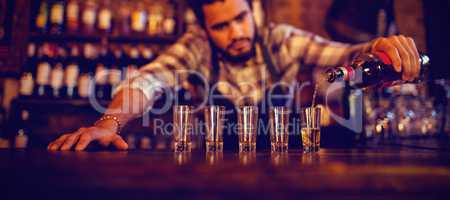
[1,146,450,200]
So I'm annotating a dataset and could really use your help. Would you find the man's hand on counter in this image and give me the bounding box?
[371,35,421,81]
[47,123,128,151]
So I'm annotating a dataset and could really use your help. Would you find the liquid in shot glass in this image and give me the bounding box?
[204,106,225,152]
[269,106,290,152]
[173,105,193,152]
[237,106,258,152]
[301,106,321,153]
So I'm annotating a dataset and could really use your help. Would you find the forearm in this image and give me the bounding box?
[96,88,152,133]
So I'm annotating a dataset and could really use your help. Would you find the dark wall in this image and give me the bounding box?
[423,0,450,79]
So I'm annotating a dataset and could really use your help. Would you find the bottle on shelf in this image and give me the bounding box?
[139,45,154,66]
[35,1,49,33]
[184,8,197,29]
[62,44,80,99]
[81,0,98,34]
[124,47,140,80]
[49,0,66,35]
[114,0,131,36]
[326,52,431,89]
[78,44,95,99]
[19,43,37,98]
[97,0,113,35]
[15,110,30,149]
[50,46,66,98]
[94,45,110,100]
[108,47,124,99]
[131,1,148,35]
[34,43,52,98]
[66,0,80,33]
[147,3,164,36]
[162,7,177,36]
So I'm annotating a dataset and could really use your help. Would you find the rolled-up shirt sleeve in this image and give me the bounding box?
[112,25,212,104]
[267,24,373,72]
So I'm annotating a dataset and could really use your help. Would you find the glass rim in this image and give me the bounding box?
[204,105,226,110]
[237,105,258,110]
[270,106,290,112]
[174,105,194,109]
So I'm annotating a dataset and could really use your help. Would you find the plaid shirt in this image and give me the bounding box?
[115,24,372,108]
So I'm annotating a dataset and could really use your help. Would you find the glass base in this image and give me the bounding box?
[302,146,320,153]
[206,142,223,152]
[174,141,192,152]
[239,143,256,152]
[271,143,288,152]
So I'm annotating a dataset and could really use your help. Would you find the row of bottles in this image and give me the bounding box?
[19,42,161,100]
[33,0,179,37]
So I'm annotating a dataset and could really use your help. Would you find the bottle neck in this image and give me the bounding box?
[327,66,355,83]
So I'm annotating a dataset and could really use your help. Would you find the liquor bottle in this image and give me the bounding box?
[94,45,110,100]
[108,47,124,99]
[114,0,131,36]
[140,46,154,66]
[124,47,140,80]
[35,1,49,33]
[184,8,197,28]
[82,0,98,34]
[66,0,80,33]
[78,44,95,99]
[326,52,431,89]
[131,1,148,35]
[19,43,37,98]
[162,8,176,36]
[147,4,163,36]
[50,46,66,98]
[49,0,66,34]
[35,44,52,98]
[62,44,80,99]
[97,0,112,34]
[15,110,30,149]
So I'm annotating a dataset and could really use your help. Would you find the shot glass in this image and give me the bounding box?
[204,106,225,152]
[270,106,290,152]
[301,106,321,153]
[173,105,193,152]
[237,106,258,152]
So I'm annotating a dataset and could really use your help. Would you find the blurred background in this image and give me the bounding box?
[0,0,448,150]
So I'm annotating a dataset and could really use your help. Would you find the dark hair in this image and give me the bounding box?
[186,0,252,27]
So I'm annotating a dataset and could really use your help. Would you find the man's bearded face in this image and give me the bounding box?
[203,0,256,62]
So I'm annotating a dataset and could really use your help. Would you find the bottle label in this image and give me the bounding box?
[95,64,109,84]
[98,9,112,30]
[78,74,92,98]
[163,18,176,34]
[50,3,64,24]
[67,1,79,29]
[36,62,51,85]
[65,64,79,87]
[36,3,48,28]
[108,68,122,85]
[184,9,196,24]
[142,48,153,60]
[147,14,163,35]
[67,2,79,19]
[374,51,393,65]
[50,64,64,89]
[82,8,97,26]
[27,44,36,57]
[20,73,34,96]
[131,11,147,32]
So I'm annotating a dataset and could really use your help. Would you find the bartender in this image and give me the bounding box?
[48,0,420,151]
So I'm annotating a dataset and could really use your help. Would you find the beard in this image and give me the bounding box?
[213,38,256,64]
